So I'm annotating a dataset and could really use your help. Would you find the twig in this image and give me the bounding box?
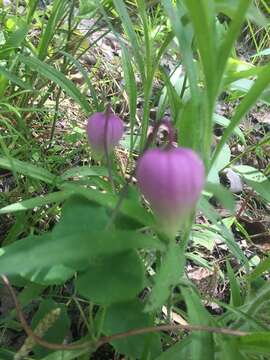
[1,274,249,353]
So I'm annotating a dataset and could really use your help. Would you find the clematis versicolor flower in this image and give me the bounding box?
[136,146,205,234]
[87,107,124,157]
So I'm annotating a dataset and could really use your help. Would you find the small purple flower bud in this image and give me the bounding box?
[136,147,205,233]
[87,108,124,157]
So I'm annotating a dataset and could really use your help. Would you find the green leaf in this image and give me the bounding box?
[121,44,137,152]
[37,0,67,60]
[204,182,235,211]
[184,0,217,103]
[213,113,245,144]
[155,335,191,360]
[0,156,57,184]
[78,0,96,17]
[238,332,270,355]
[181,287,214,360]
[218,338,247,360]
[226,260,242,307]
[112,0,144,79]
[207,143,231,183]
[248,256,270,282]
[198,197,248,266]
[61,166,107,180]
[0,349,14,360]
[32,299,70,358]
[76,250,144,305]
[22,262,75,286]
[18,55,90,113]
[212,62,270,164]
[233,165,270,202]
[0,191,71,215]
[0,230,162,276]
[103,300,162,359]
[41,349,89,360]
[145,243,184,312]
[0,65,33,90]
[53,195,109,237]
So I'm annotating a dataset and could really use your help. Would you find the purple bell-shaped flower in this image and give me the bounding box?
[87,107,124,157]
[136,145,205,234]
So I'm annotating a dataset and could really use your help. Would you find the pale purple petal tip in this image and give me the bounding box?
[136,147,205,228]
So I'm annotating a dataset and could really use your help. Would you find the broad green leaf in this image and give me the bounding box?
[0,230,162,276]
[32,299,70,358]
[18,55,90,113]
[145,243,184,312]
[22,262,75,285]
[76,250,144,304]
[53,195,109,237]
[233,165,270,202]
[181,287,214,360]
[60,184,154,227]
[103,300,162,359]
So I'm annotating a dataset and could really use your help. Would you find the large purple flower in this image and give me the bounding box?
[136,147,205,232]
[87,108,124,157]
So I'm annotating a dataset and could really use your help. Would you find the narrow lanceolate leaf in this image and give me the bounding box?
[112,0,145,79]
[145,243,184,312]
[0,156,57,184]
[0,191,71,215]
[0,66,32,90]
[181,287,214,360]
[183,0,217,102]
[248,256,270,281]
[37,0,67,60]
[121,44,137,152]
[212,62,270,164]
[217,0,251,85]
[233,165,270,202]
[18,55,90,113]
[238,332,270,355]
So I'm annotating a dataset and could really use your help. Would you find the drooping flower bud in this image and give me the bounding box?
[87,107,124,157]
[136,147,205,234]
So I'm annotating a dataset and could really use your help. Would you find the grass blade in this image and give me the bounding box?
[18,55,90,113]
